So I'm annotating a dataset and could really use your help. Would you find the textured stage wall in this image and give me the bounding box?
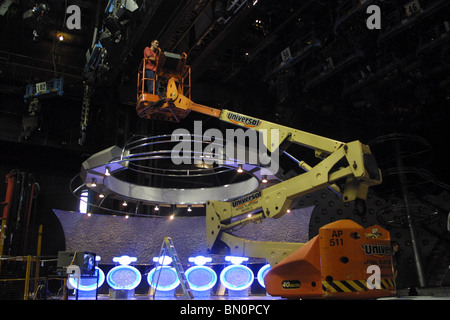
[54,207,313,265]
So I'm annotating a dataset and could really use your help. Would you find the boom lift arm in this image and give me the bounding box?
[162,77,383,266]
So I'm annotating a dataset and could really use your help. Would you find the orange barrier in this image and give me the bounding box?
[265,219,395,299]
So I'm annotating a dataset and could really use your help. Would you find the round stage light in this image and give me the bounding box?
[113,255,137,266]
[106,265,142,290]
[188,255,212,266]
[68,267,105,291]
[219,264,254,291]
[257,264,271,288]
[147,266,180,291]
[153,255,173,266]
[185,266,217,291]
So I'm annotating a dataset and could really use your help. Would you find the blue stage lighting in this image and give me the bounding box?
[188,255,212,266]
[257,264,271,288]
[152,255,173,266]
[225,256,248,265]
[185,266,217,291]
[147,266,180,291]
[113,255,137,265]
[68,267,105,291]
[106,265,142,290]
[219,264,254,291]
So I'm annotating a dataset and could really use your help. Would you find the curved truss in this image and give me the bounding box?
[71,134,282,216]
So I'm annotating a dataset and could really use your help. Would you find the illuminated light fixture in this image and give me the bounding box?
[148,255,179,291]
[220,256,254,291]
[125,215,129,219]
[237,165,243,173]
[261,175,268,183]
[87,213,92,217]
[257,264,272,288]
[154,205,159,211]
[113,255,137,265]
[187,206,192,212]
[105,167,111,176]
[79,190,88,213]
[153,255,173,266]
[225,256,248,265]
[186,255,217,292]
[147,266,180,291]
[286,209,291,213]
[68,266,105,291]
[220,265,254,291]
[57,33,64,41]
[106,256,141,290]
[90,178,97,187]
[98,193,105,198]
[247,213,252,218]
[122,200,127,207]
[188,255,212,266]
[186,266,217,292]
[169,214,174,220]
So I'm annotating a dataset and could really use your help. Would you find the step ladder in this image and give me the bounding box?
[152,237,193,299]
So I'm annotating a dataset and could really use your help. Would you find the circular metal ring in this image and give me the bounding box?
[74,133,281,213]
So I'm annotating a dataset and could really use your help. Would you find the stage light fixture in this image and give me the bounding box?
[225,256,248,265]
[147,266,180,291]
[220,255,254,291]
[257,264,271,288]
[106,265,141,290]
[237,165,243,173]
[105,167,111,176]
[188,255,212,266]
[261,175,268,183]
[186,255,217,292]
[220,264,254,291]
[113,255,137,265]
[68,266,105,291]
[153,255,173,266]
[106,255,141,290]
[186,266,217,292]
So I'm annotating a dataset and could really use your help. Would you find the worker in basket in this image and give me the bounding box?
[143,39,160,94]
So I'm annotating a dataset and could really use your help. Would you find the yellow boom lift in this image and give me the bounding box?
[136,52,395,299]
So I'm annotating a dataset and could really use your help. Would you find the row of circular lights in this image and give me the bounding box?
[69,255,272,293]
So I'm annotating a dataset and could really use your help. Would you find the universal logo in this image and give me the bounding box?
[227,112,262,128]
[232,191,262,208]
[363,244,393,256]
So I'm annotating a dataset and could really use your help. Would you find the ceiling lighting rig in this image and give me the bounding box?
[71,134,279,217]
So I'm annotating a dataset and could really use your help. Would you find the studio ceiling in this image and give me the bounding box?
[0,0,449,186]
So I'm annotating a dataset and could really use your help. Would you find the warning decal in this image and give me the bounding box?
[322,279,395,293]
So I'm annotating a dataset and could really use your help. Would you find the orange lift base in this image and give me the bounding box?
[265,219,396,299]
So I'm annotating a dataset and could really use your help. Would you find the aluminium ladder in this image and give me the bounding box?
[152,237,193,299]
